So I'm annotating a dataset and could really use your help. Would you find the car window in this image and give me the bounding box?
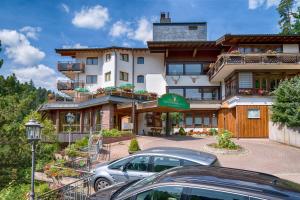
[109,157,131,170]
[182,160,199,166]
[188,188,249,200]
[152,156,181,172]
[136,186,183,200]
[126,156,150,172]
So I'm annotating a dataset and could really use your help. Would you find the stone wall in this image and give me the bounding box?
[101,104,115,129]
[269,121,300,148]
[153,24,207,41]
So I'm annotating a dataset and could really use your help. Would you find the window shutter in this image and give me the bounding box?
[239,72,253,88]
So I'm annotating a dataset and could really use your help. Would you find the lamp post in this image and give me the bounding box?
[66,112,75,146]
[25,119,42,200]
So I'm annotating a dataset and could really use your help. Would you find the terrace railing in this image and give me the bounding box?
[57,81,85,91]
[57,61,85,72]
[208,53,300,80]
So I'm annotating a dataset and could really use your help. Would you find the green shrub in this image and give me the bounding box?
[216,130,237,149]
[178,127,186,136]
[74,136,89,149]
[102,129,133,137]
[209,128,218,136]
[65,144,79,158]
[128,138,140,153]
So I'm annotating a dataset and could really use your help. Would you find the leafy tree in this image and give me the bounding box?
[271,76,300,126]
[0,41,3,68]
[277,0,300,34]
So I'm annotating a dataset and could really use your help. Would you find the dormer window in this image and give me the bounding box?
[105,54,111,62]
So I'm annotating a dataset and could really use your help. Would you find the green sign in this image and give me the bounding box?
[158,93,190,110]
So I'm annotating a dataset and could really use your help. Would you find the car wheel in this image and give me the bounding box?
[94,178,111,192]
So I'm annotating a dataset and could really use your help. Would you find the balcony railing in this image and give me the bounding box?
[57,81,85,91]
[208,53,300,80]
[57,61,85,72]
[226,88,271,98]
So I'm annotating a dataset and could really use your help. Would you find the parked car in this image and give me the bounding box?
[91,147,219,191]
[90,166,300,200]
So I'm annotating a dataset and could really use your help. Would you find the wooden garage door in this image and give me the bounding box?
[236,105,269,138]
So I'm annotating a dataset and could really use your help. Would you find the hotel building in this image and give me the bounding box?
[40,13,300,141]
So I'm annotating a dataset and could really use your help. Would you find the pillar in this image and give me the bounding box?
[101,104,115,130]
[55,110,60,134]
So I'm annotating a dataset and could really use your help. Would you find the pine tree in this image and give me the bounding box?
[277,0,300,34]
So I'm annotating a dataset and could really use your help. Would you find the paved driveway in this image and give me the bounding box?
[107,136,300,183]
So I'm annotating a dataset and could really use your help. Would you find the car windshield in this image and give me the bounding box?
[115,169,169,198]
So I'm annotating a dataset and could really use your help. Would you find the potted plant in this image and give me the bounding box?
[128,138,141,154]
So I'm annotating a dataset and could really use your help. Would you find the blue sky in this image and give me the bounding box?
[0,0,283,90]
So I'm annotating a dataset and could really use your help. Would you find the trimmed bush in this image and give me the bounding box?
[216,130,237,149]
[209,128,218,136]
[178,127,186,136]
[128,138,140,153]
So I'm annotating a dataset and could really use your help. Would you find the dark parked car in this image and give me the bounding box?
[91,147,219,191]
[90,166,300,200]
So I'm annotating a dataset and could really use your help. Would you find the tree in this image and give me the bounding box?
[277,0,300,34]
[271,76,300,127]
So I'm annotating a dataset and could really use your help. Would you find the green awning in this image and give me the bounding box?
[158,93,190,110]
[75,87,89,92]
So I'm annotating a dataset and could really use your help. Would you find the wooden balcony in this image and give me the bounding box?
[57,61,85,73]
[57,81,85,91]
[208,53,300,82]
[226,88,271,98]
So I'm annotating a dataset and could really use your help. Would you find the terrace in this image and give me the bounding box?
[208,53,300,82]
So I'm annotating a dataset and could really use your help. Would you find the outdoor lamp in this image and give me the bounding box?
[25,119,42,142]
[66,112,75,124]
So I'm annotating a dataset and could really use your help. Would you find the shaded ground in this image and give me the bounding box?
[107,136,300,183]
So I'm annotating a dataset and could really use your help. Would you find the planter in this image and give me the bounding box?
[204,143,246,155]
[102,134,135,144]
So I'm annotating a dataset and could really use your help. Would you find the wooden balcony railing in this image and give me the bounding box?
[57,61,85,72]
[226,88,271,98]
[208,53,300,80]
[57,81,85,91]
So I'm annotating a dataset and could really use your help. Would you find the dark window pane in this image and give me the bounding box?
[86,75,97,84]
[203,117,210,127]
[152,156,180,172]
[137,57,144,64]
[185,115,193,127]
[188,188,248,200]
[168,88,184,96]
[126,156,150,172]
[186,88,202,100]
[168,64,183,75]
[105,54,111,62]
[194,115,202,127]
[137,75,144,83]
[109,158,131,170]
[185,64,202,75]
[86,57,98,65]
[136,187,183,200]
[203,88,213,100]
[182,160,199,166]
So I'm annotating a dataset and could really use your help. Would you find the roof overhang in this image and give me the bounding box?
[216,34,300,46]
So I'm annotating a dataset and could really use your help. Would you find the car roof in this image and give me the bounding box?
[134,147,217,165]
[154,166,300,198]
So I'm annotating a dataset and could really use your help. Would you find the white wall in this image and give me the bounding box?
[269,122,300,148]
[116,51,133,86]
[166,75,219,87]
[102,52,116,88]
[283,44,299,53]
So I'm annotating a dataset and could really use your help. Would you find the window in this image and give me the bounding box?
[182,160,198,166]
[203,88,213,100]
[248,109,260,119]
[137,75,144,83]
[126,156,150,172]
[186,88,202,100]
[194,115,202,127]
[185,114,193,127]
[152,156,180,172]
[86,57,98,65]
[239,72,253,88]
[137,57,144,64]
[168,64,184,75]
[86,75,97,84]
[121,53,129,62]
[203,117,210,127]
[136,186,183,200]
[185,64,202,75]
[120,71,129,81]
[168,88,184,96]
[105,54,111,62]
[212,115,217,127]
[105,71,111,82]
[188,188,248,200]
[108,158,131,170]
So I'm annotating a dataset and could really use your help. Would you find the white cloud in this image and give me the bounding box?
[62,43,88,49]
[20,26,42,40]
[109,21,131,37]
[61,3,70,13]
[12,64,59,90]
[0,29,45,66]
[72,5,109,29]
[248,0,281,9]
[129,18,153,44]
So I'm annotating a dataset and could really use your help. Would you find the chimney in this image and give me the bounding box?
[160,12,171,23]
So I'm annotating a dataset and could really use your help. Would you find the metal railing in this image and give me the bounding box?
[57,62,85,72]
[57,81,85,91]
[208,53,300,80]
[36,174,93,200]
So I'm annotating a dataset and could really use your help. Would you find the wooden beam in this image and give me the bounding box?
[166,49,169,58]
[193,48,197,57]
